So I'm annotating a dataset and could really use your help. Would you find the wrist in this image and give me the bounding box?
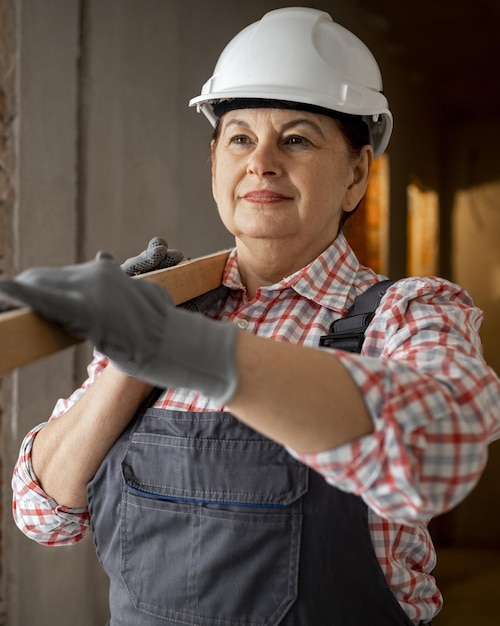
[139,307,238,405]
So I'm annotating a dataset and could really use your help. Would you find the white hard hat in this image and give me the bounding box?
[189,7,393,157]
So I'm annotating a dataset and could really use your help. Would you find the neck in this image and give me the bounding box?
[235,238,325,300]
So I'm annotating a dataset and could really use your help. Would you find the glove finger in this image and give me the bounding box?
[153,248,184,270]
[121,241,185,275]
[128,249,184,274]
[96,251,115,261]
[16,260,115,289]
[181,286,229,313]
[121,246,167,276]
[0,277,88,335]
[0,282,25,311]
[147,236,168,249]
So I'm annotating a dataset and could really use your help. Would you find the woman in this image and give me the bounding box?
[4,7,500,626]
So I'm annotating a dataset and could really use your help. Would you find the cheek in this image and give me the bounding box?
[302,167,345,210]
[211,162,235,231]
[211,170,219,206]
[211,154,219,202]
[302,173,350,230]
[318,162,353,209]
[211,153,232,203]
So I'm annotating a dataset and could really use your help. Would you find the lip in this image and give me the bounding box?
[241,190,292,203]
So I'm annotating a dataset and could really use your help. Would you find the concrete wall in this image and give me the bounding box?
[0,1,498,624]
[1,2,110,624]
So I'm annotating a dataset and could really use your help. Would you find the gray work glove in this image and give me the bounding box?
[0,254,238,404]
[121,236,228,314]
[0,291,22,312]
[121,236,184,276]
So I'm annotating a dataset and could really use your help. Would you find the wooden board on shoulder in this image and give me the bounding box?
[0,249,231,376]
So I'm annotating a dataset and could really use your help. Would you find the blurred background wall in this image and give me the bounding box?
[0,1,499,624]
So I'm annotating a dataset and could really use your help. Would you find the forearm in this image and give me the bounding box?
[227,332,374,453]
[32,365,153,508]
[227,329,497,524]
[291,349,496,522]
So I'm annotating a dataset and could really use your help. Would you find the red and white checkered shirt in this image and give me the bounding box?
[12,233,500,624]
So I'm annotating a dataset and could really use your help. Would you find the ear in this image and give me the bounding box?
[343,145,373,213]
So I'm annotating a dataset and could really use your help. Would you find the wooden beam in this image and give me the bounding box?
[0,249,231,376]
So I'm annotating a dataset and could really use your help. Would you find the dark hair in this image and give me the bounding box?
[211,99,371,230]
[212,98,370,151]
[334,112,370,229]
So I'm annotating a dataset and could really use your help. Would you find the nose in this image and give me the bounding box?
[246,140,282,177]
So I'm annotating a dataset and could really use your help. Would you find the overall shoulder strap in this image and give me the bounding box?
[319,279,395,353]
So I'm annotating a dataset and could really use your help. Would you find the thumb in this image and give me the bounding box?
[95,251,116,262]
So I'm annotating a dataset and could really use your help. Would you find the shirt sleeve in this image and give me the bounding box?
[11,351,109,546]
[290,277,500,525]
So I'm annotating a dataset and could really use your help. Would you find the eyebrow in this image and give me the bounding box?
[223,116,327,139]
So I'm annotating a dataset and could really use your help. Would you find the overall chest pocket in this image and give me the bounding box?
[120,409,308,626]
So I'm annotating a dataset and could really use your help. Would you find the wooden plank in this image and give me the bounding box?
[141,249,230,305]
[0,249,231,376]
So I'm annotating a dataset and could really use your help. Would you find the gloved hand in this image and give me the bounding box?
[121,236,184,276]
[0,291,23,312]
[0,254,238,404]
[121,236,228,314]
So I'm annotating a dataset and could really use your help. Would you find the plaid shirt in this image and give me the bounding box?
[12,233,500,625]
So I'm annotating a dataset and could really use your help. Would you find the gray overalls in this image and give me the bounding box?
[88,403,424,625]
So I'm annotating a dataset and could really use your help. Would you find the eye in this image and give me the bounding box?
[229,135,253,146]
[284,135,311,147]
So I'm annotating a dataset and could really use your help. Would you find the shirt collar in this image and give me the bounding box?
[222,233,364,314]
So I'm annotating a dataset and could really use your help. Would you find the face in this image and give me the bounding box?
[211,107,372,269]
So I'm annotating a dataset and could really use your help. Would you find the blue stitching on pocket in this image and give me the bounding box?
[126,484,289,508]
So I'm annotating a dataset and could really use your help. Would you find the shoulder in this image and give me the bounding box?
[364,276,484,356]
[377,276,482,329]
[381,276,477,308]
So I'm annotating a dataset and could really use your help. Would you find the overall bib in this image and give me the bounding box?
[88,406,418,625]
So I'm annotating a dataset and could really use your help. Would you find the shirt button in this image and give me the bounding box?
[236,319,249,330]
